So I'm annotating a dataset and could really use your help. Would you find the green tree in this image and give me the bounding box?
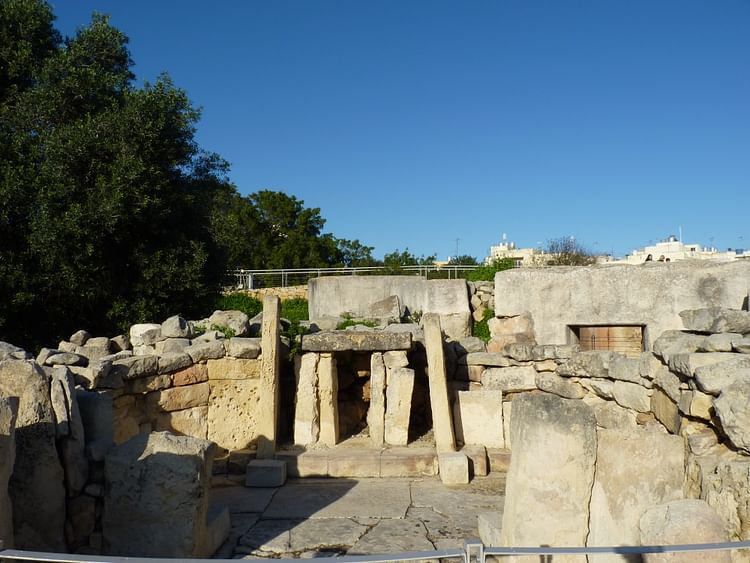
[541,236,597,266]
[382,248,436,273]
[448,254,478,265]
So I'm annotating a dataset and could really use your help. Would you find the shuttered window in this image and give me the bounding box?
[574,326,643,358]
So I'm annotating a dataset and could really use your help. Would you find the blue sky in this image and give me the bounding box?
[52,1,749,260]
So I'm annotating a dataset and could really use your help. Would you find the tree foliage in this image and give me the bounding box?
[448,254,478,265]
[541,237,597,266]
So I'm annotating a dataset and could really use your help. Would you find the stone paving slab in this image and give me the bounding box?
[211,485,278,513]
[348,519,435,555]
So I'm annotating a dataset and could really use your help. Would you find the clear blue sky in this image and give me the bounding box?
[52,1,749,260]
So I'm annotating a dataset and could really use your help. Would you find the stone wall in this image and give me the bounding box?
[494,260,750,347]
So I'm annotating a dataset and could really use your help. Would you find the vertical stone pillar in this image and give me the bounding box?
[294,353,320,446]
[0,396,19,549]
[257,295,281,459]
[423,313,456,452]
[367,352,386,446]
[385,367,415,446]
[318,353,339,447]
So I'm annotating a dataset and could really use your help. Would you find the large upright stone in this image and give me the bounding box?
[714,380,750,453]
[500,394,596,562]
[257,295,281,458]
[52,367,89,495]
[0,359,65,550]
[423,314,456,452]
[453,390,504,448]
[0,396,18,549]
[318,353,339,447]
[368,352,386,446]
[385,367,415,446]
[587,428,685,562]
[294,353,320,446]
[103,432,226,557]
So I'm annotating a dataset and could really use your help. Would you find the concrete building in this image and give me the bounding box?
[621,235,750,264]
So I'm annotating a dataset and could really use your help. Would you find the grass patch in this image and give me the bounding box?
[216,293,262,318]
[473,308,494,342]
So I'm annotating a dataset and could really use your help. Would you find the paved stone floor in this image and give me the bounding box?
[211,474,506,559]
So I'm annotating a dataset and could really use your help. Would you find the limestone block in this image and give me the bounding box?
[318,353,339,447]
[225,337,261,359]
[424,313,456,452]
[0,359,66,550]
[158,352,192,374]
[172,363,208,386]
[0,341,31,361]
[640,500,730,563]
[587,428,685,561]
[186,340,226,363]
[155,406,208,439]
[687,430,719,456]
[383,350,409,369]
[455,336,487,354]
[207,357,260,380]
[700,333,743,352]
[735,336,750,354]
[51,368,89,495]
[500,394,596,562]
[653,364,683,403]
[503,343,535,361]
[535,372,585,399]
[680,308,750,334]
[82,336,112,360]
[208,379,260,450]
[125,372,171,394]
[367,352,386,446]
[246,459,287,487]
[257,295,281,458]
[609,355,641,383]
[47,351,87,367]
[156,337,190,355]
[76,389,114,459]
[488,313,535,339]
[438,452,469,484]
[366,294,402,320]
[103,431,221,557]
[688,390,714,420]
[669,352,738,378]
[534,359,558,372]
[478,511,503,547]
[587,398,638,429]
[455,363,485,382]
[694,356,750,395]
[161,315,190,338]
[652,330,706,363]
[612,380,651,412]
[482,366,537,392]
[111,355,159,380]
[0,396,19,549]
[700,457,750,544]
[502,401,512,450]
[110,334,131,352]
[460,352,511,366]
[129,323,162,347]
[384,367,415,446]
[380,447,438,477]
[453,390,504,448]
[327,448,381,477]
[651,388,682,434]
[585,378,615,399]
[487,333,534,352]
[461,444,488,476]
[293,353,320,446]
[209,309,251,337]
[69,329,91,346]
[714,380,750,453]
[558,350,618,379]
[301,330,412,352]
[147,382,209,413]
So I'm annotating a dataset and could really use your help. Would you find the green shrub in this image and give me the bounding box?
[473,308,494,342]
[465,258,514,282]
[210,324,236,339]
[216,293,262,318]
[281,298,309,323]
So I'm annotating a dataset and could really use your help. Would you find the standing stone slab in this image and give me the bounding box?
[52,367,89,496]
[0,359,66,550]
[424,313,456,452]
[257,295,281,458]
[367,352,386,446]
[207,380,260,450]
[0,396,18,549]
[385,367,415,446]
[587,428,685,562]
[318,353,339,447]
[294,353,320,446]
[500,394,596,562]
[453,390,504,448]
[714,380,750,453]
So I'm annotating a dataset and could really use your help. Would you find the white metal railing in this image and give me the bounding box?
[2,539,750,563]
[229,265,483,289]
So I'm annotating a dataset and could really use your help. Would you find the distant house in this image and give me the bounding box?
[620,235,750,264]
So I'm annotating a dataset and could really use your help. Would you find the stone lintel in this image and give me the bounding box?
[300,331,412,352]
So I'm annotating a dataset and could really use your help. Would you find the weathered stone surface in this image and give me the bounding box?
[482,366,537,392]
[301,330,412,352]
[651,388,682,434]
[172,363,208,387]
[209,309,251,337]
[454,336,487,354]
[294,353,320,446]
[453,390,504,448]
[714,380,750,453]
[653,330,707,363]
[653,364,683,403]
[246,459,287,487]
[383,350,409,369]
[584,378,615,399]
[455,363,485,382]
[699,333,743,352]
[110,334,131,352]
[0,396,18,549]
[0,359,65,550]
[460,352,511,366]
[460,444,488,477]
[687,430,719,456]
[488,313,535,340]
[502,401,512,449]
[349,518,433,555]
[608,355,641,383]
[186,340,225,363]
[535,359,558,372]
[366,294,402,320]
[587,398,638,429]
[438,452,469,485]
[208,380,260,450]
[147,382,210,413]
[47,351,87,366]
[0,341,31,361]
[207,357,260,380]
[70,329,91,346]
[668,352,737,378]
[424,313,456,452]
[82,336,112,360]
[51,368,89,495]
[155,338,191,355]
[558,350,618,379]
[161,315,190,338]
[680,307,750,334]
[612,380,651,412]
[155,406,208,439]
[111,355,159,380]
[225,337,261,359]
[385,367,415,446]
[700,458,750,543]
[687,390,714,421]
[500,394,596,560]
[367,353,386,447]
[129,323,162,346]
[536,372,585,399]
[104,431,221,557]
[478,511,503,547]
[587,428,685,561]
[318,353,339,447]
[158,352,192,374]
[736,336,750,354]
[640,500,730,563]
[694,356,750,395]
[238,517,368,556]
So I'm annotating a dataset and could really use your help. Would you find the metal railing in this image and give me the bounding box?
[2,539,750,563]
[229,265,484,290]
